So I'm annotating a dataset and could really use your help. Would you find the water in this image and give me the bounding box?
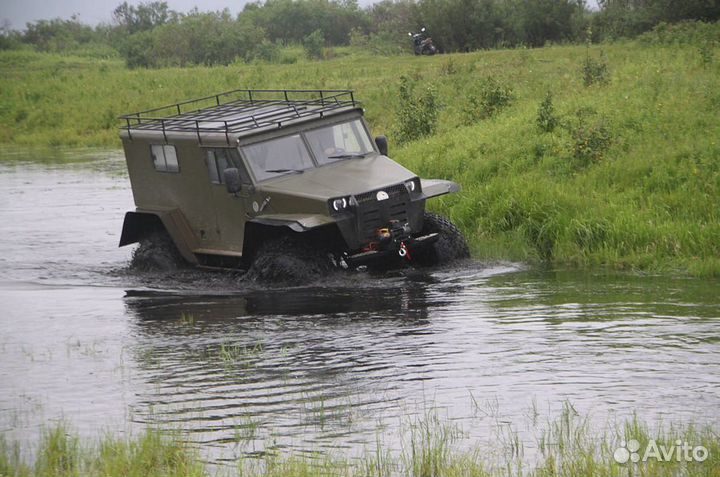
[1,150,719,463]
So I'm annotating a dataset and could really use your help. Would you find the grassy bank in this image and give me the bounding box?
[1,405,718,477]
[1,29,719,275]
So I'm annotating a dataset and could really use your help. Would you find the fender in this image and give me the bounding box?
[421,179,461,199]
[248,213,337,232]
[119,209,198,264]
[242,214,346,259]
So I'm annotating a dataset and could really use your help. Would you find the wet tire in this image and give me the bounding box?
[244,235,334,284]
[411,212,470,267]
[131,229,186,271]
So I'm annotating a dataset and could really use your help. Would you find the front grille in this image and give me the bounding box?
[355,183,407,204]
[355,184,409,243]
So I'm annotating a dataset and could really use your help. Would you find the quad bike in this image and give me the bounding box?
[409,28,437,56]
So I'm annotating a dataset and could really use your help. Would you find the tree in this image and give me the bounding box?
[113,1,175,34]
[23,16,97,52]
[303,29,325,59]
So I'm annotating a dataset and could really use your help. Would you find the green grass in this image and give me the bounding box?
[1,30,719,275]
[1,405,718,477]
[0,422,205,477]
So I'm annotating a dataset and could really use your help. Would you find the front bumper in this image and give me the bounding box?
[344,232,439,267]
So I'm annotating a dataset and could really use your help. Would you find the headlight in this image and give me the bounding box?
[331,197,349,212]
[404,179,419,193]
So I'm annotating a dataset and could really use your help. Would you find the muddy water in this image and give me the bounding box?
[1,150,719,462]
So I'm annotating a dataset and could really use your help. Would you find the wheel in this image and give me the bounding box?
[411,212,470,267]
[131,229,186,271]
[243,235,334,283]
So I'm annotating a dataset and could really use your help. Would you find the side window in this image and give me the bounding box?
[206,148,250,184]
[150,144,179,173]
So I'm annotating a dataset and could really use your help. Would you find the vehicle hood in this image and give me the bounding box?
[256,155,415,199]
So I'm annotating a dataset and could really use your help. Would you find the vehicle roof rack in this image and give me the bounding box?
[119,89,359,144]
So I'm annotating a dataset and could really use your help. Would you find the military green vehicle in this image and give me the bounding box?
[118,89,468,280]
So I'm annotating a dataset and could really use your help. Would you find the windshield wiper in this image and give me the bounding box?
[265,168,304,174]
[327,152,369,159]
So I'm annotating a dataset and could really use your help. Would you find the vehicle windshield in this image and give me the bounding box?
[305,119,375,165]
[242,134,315,182]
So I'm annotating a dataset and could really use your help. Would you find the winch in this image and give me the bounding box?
[362,220,415,260]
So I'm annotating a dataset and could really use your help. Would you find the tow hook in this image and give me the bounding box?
[399,241,411,260]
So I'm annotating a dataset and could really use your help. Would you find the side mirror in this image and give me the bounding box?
[375,135,388,156]
[421,27,426,32]
[223,168,242,194]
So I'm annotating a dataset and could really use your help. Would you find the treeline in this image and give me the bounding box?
[1,0,718,67]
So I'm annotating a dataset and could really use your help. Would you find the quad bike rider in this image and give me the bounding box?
[409,27,437,55]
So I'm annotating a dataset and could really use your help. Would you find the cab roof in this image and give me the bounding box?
[119,89,361,145]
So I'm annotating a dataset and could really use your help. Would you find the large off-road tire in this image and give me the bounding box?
[411,212,470,267]
[131,229,186,271]
[244,235,334,284]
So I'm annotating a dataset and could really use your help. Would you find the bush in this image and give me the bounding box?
[462,76,515,123]
[279,51,299,64]
[581,52,609,86]
[439,57,458,76]
[536,91,559,133]
[637,21,720,46]
[569,111,614,167]
[253,40,280,63]
[117,31,154,68]
[368,31,407,56]
[394,75,439,144]
[0,33,23,51]
[303,29,325,60]
[698,42,715,66]
[349,28,369,49]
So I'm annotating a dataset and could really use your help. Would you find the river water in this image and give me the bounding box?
[1,150,719,464]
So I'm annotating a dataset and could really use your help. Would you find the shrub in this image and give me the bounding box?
[394,75,439,144]
[279,51,299,64]
[303,29,325,60]
[439,57,458,76]
[253,40,280,63]
[349,28,369,49]
[368,31,407,56]
[117,31,154,68]
[536,91,559,133]
[582,52,609,86]
[462,76,515,123]
[637,21,720,46]
[569,112,613,167]
[698,42,715,66]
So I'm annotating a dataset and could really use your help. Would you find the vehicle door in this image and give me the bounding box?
[204,147,254,253]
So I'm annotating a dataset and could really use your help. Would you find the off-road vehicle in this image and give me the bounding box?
[118,89,468,280]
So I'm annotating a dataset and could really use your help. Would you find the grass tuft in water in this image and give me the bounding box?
[1,409,719,477]
[1,424,204,477]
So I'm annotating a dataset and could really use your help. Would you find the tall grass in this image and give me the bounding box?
[0,422,205,477]
[1,407,718,477]
[1,24,719,275]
